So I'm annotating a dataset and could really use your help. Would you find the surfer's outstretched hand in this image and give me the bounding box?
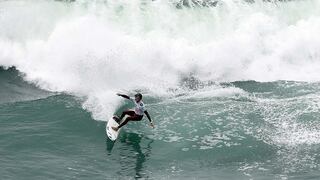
[150,122,155,129]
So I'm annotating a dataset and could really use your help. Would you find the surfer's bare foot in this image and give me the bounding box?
[112,127,119,131]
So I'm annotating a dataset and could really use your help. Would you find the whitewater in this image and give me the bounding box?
[1,0,320,119]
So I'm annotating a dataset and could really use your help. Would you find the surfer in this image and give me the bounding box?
[112,93,154,131]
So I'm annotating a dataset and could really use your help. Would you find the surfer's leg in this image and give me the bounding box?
[120,110,135,120]
[113,116,121,123]
[113,110,134,124]
[117,114,143,129]
[117,118,130,129]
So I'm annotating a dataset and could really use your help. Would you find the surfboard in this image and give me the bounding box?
[106,115,128,141]
[106,116,120,141]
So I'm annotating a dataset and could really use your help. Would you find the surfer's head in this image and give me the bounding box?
[134,93,142,102]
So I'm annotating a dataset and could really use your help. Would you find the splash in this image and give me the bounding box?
[1,0,320,119]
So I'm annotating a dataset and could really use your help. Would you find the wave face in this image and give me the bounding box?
[0,67,53,104]
[1,0,320,119]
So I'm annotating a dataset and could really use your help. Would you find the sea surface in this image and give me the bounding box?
[1,0,320,179]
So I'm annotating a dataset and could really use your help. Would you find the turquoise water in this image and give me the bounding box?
[1,68,320,179]
[1,0,320,179]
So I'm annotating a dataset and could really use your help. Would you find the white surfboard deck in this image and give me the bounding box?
[106,115,128,141]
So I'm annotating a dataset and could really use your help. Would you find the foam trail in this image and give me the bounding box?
[1,0,320,119]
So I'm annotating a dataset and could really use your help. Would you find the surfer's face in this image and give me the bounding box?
[134,96,141,102]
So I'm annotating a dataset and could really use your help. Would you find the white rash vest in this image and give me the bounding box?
[130,97,146,116]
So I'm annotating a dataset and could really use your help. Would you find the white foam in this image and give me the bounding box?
[1,0,320,119]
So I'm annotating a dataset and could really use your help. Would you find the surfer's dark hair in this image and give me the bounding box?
[135,93,142,99]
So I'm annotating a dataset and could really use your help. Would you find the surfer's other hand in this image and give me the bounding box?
[150,122,155,128]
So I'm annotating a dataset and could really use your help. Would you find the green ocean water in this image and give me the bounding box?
[1,68,320,179]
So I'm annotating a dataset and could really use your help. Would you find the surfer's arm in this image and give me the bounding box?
[144,111,152,122]
[116,93,131,100]
[144,110,154,128]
